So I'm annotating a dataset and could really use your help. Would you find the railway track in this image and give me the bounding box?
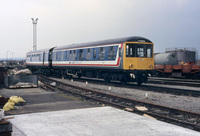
[148,77,200,87]
[39,75,200,132]
[49,75,200,97]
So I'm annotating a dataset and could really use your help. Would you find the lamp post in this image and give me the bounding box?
[10,52,15,60]
[31,18,38,51]
[6,50,10,61]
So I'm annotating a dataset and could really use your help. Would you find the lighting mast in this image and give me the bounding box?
[31,18,38,51]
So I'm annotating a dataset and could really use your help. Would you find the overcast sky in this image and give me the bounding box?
[0,0,200,59]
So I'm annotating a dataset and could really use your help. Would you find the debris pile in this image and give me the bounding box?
[5,68,38,88]
[14,69,32,75]
[3,96,25,111]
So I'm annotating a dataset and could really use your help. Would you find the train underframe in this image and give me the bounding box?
[156,70,200,79]
[155,65,200,79]
[28,66,151,85]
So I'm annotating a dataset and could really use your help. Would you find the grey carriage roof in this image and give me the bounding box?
[55,36,152,50]
[26,47,55,54]
[27,36,152,54]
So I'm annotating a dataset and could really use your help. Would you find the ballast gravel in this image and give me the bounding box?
[53,78,200,113]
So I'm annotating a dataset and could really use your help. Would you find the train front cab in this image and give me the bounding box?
[123,42,154,85]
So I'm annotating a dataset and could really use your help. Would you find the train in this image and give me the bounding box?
[154,48,200,78]
[26,36,154,85]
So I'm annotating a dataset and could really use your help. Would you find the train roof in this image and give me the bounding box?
[26,47,55,54]
[26,36,152,54]
[54,36,152,50]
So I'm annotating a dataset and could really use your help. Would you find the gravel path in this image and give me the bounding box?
[53,78,200,113]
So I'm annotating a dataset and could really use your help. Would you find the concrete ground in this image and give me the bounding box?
[0,87,97,115]
[9,107,200,136]
[0,86,98,135]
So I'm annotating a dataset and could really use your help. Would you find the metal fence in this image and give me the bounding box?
[4,75,38,88]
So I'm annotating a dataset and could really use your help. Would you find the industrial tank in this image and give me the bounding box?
[155,48,197,65]
[154,52,178,65]
[166,48,196,64]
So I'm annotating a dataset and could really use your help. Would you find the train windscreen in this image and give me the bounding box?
[126,44,153,58]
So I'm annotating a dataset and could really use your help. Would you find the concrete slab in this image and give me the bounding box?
[8,101,97,115]
[0,87,97,115]
[12,125,26,136]
[0,88,52,97]
[9,107,199,136]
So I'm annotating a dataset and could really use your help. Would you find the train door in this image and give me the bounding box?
[42,52,45,66]
[48,47,55,68]
[49,52,52,68]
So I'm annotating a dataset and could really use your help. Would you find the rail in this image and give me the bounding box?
[39,75,200,131]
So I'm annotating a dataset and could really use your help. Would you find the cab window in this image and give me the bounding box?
[126,44,153,58]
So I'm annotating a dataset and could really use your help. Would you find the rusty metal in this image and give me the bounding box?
[155,64,200,77]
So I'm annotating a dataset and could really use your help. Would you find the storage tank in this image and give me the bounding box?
[166,48,196,64]
[176,50,195,64]
[154,52,178,65]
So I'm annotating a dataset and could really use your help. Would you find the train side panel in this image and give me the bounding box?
[51,43,123,70]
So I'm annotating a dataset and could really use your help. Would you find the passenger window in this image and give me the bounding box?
[61,51,65,61]
[86,48,92,60]
[56,52,59,61]
[52,53,54,61]
[98,47,105,60]
[65,51,68,60]
[93,49,97,59]
[79,49,84,60]
[69,50,72,60]
[107,46,116,60]
[39,54,41,61]
[72,50,77,61]
[44,53,47,61]
[46,53,48,61]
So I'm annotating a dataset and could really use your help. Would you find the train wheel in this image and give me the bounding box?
[77,73,81,79]
[136,79,142,86]
[104,77,111,83]
[136,74,143,85]
[120,77,127,85]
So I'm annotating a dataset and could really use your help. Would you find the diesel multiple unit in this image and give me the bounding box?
[26,36,154,85]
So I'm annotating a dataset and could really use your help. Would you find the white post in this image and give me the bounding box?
[31,18,38,51]
[11,52,15,60]
[6,50,10,61]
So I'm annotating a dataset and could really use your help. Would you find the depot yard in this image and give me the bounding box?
[0,75,200,135]
[0,86,96,115]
